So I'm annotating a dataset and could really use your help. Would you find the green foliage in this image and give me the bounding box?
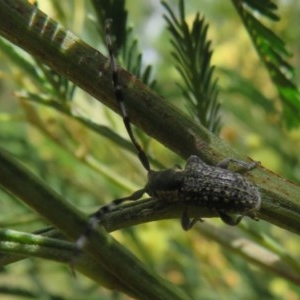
[232,0,300,128]
[162,0,221,133]
[0,1,300,300]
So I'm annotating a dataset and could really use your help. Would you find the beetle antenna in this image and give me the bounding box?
[105,19,151,172]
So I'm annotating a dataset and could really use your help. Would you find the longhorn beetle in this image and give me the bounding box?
[74,19,261,255]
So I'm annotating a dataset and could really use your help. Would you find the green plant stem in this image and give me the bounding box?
[0,0,300,247]
[0,229,128,292]
[0,147,189,300]
[2,209,300,287]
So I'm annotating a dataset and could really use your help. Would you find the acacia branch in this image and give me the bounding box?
[0,146,189,300]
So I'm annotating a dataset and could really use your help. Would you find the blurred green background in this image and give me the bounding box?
[0,0,300,299]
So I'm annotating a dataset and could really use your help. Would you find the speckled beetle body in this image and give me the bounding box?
[145,155,260,229]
